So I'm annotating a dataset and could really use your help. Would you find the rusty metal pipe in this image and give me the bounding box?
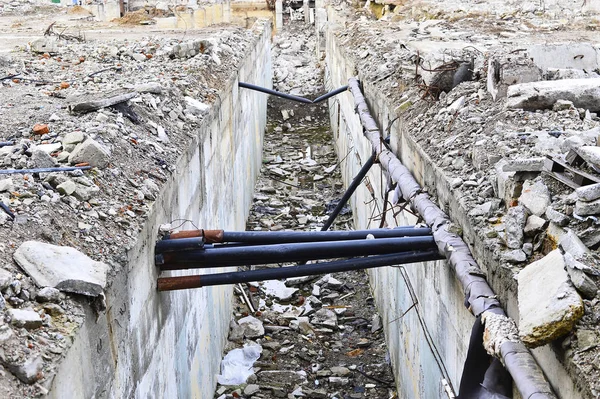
[157,250,444,291]
[157,236,438,270]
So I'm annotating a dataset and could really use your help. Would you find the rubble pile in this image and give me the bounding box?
[329,1,600,396]
[214,23,397,399]
[0,17,262,396]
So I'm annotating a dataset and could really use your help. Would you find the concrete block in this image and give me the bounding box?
[526,43,599,72]
[68,139,110,169]
[519,179,551,216]
[524,215,547,236]
[506,78,600,112]
[13,241,109,296]
[487,56,542,100]
[518,249,584,348]
[576,146,600,168]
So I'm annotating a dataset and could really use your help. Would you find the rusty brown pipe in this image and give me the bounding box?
[167,229,224,243]
[158,275,202,291]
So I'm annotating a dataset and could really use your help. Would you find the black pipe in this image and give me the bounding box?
[321,152,376,231]
[239,82,313,104]
[311,85,348,103]
[238,82,348,105]
[155,237,205,254]
[160,227,431,247]
[157,250,444,290]
[157,236,437,269]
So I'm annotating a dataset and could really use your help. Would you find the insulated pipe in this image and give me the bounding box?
[157,236,438,270]
[321,152,376,231]
[163,226,431,244]
[157,250,444,291]
[347,77,556,398]
[155,237,205,254]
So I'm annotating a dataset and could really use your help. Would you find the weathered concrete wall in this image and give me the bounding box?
[46,21,271,399]
[324,14,472,398]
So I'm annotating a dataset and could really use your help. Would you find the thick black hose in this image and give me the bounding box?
[159,250,444,290]
[321,152,376,231]
[158,236,438,269]
[238,82,348,105]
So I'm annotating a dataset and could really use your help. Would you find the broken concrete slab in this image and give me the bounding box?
[2,354,43,384]
[575,198,600,216]
[519,179,551,216]
[576,146,600,169]
[13,241,109,296]
[502,157,545,172]
[566,265,598,300]
[68,91,138,114]
[68,139,110,169]
[518,249,584,348]
[506,78,600,112]
[576,183,600,202]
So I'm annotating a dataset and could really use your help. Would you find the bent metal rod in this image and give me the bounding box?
[157,250,443,291]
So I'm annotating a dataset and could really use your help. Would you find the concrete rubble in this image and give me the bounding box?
[0,3,264,397]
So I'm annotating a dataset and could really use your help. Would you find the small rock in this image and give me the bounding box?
[32,124,49,135]
[238,315,265,338]
[13,241,109,296]
[545,207,569,227]
[244,384,260,396]
[330,366,351,376]
[575,198,600,216]
[36,287,61,303]
[0,267,12,289]
[524,215,547,236]
[311,308,337,329]
[3,355,43,384]
[0,178,14,192]
[371,313,382,332]
[576,183,600,202]
[503,249,527,263]
[566,265,597,299]
[8,308,42,329]
[31,149,55,168]
[68,139,110,169]
[519,179,551,216]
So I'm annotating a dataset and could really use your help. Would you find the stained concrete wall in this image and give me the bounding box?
[46,21,271,399]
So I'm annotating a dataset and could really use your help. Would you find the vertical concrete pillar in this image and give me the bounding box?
[275,0,283,30]
[309,8,314,24]
[303,0,309,23]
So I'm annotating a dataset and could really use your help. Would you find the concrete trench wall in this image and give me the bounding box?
[46,22,271,399]
[323,8,581,399]
[324,18,472,398]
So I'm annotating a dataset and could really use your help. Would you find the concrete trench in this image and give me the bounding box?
[1,2,599,398]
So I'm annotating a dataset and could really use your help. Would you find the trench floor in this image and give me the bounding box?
[214,22,397,399]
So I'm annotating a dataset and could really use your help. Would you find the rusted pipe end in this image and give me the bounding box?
[169,229,203,239]
[157,275,203,291]
[203,229,225,243]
